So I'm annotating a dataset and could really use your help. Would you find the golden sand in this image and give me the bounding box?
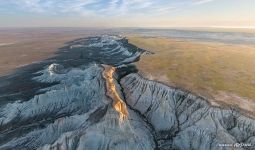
[103,65,128,123]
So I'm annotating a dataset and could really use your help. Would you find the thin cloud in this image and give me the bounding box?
[192,0,214,5]
[2,0,215,16]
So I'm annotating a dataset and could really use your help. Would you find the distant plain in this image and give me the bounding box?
[0,28,111,76]
[127,32,255,114]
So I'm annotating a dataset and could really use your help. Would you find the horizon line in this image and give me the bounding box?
[1,26,255,29]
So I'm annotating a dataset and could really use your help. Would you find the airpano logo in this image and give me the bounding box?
[218,143,252,148]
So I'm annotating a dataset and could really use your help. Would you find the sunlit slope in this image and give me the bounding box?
[103,65,128,123]
[128,36,255,113]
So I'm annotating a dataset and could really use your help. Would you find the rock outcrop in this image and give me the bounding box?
[121,74,255,150]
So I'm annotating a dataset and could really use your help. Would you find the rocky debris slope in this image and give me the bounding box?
[121,74,255,150]
[0,64,105,147]
[0,64,155,150]
[66,35,144,66]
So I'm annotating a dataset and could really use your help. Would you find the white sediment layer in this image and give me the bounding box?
[121,74,255,150]
[0,64,155,150]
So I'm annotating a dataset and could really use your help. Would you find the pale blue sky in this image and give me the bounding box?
[0,0,254,27]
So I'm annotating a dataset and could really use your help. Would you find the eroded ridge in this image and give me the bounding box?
[121,73,255,150]
[0,64,156,150]
[103,65,128,123]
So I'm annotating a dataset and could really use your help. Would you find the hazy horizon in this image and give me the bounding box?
[0,0,255,28]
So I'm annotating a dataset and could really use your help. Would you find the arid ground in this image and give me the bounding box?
[0,28,110,76]
[128,36,255,114]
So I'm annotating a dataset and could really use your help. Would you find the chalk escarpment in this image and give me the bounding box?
[121,74,255,150]
[0,35,254,150]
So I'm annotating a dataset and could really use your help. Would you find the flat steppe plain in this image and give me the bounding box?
[128,36,255,114]
[0,28,107,76]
